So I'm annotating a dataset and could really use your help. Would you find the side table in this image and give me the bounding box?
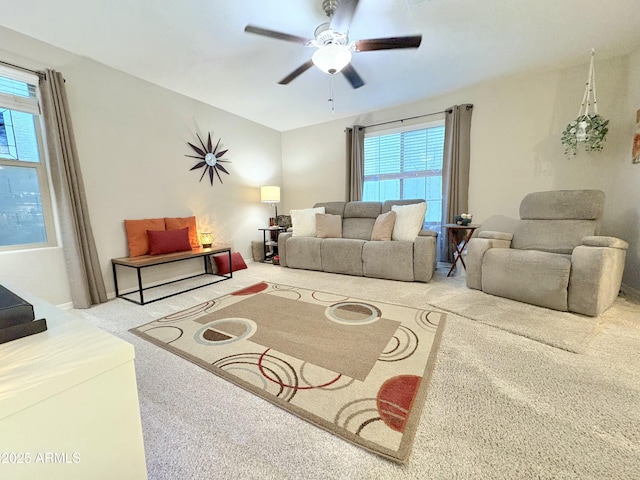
[259,226,286,263]
[444,224,479,277]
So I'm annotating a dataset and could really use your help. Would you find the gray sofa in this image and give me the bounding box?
[278,200,438,282]
[465,189,628,316]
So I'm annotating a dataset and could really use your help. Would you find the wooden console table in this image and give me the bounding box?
[112,246,232,305]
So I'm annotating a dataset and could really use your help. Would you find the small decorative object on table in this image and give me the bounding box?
[455,213,473,226]
[199,232,213,248]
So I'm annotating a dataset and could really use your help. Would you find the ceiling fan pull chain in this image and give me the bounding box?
[329,75,335,114]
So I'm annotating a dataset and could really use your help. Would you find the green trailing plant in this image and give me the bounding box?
[561,114,609,157]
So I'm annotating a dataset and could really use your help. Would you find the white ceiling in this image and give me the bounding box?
[1,0,640,131]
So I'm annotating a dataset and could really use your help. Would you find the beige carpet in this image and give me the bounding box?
[129,281,448,463]
[72,262,640,479]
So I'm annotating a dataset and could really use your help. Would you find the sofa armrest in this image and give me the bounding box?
[418,229,438,237]
[569,239,628,316]
[277,231,293,267]
[414,234,437,282]
[465,236,513,290]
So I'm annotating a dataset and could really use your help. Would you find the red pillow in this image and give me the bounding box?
[213,252,247,275]
[165,216,200,249]
[147,228,192,255]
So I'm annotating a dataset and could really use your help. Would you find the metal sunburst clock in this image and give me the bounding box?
[186,132,231,185]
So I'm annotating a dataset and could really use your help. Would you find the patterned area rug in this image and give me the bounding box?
[130,281,446,463]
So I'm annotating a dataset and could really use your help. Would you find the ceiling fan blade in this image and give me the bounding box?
[330,0,360,34]
[278,60,315,85]
[341,64,365,89]
[244,25,309,45]
[355,35,422,52]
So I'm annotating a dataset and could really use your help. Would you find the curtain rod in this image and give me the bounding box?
[0,59,45,77]
[360,104,473,129]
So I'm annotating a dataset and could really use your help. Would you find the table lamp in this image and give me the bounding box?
[260,185,280,226]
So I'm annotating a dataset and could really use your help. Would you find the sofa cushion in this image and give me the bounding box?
[314,202,346,217]
[482,249,571,311]
[165,216,200,249]
[362,241,415,281]
[381,199,425,213]
[321,238,366,276]
[124,218,165,256]
[147,227,192,255]
[316,213,342,239]
[344,201,382,219]
[392,202,427,241]
[371,211,396,241]
[285,237,323,271]
[291,207,325,237]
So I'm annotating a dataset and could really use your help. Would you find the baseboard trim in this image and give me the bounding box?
[621,282,640,302]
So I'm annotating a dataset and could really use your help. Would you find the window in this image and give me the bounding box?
[362,121,445,230]
[0,67,55,250]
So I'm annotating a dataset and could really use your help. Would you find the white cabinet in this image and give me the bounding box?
[0,288,147,480]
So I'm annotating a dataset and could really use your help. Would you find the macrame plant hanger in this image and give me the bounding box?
[576,49,598,141]
[561,49,609,157]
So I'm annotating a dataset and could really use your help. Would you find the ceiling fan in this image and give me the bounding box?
[244,0,422,89]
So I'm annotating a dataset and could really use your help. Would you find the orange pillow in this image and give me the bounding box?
[165,216,200,249]
[124,218,165,256]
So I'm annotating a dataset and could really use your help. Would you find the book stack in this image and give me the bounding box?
[0,285,47,345]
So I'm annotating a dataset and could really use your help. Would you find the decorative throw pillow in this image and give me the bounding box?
[124,218,165,256]
[370,210,397,241]
[213,252,248,275]
[165,216,200,249]
[147,227,193,255]
[391,202,427,241]
[290,207,325,237]
[315,213,342,239]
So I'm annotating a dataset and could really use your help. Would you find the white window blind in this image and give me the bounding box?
[362,122,445,227]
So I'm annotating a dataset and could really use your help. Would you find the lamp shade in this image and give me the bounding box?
[260,185,280,203]
[312,45,352,74]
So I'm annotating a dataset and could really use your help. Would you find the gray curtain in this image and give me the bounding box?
[40,69,107,308]
[441,104,473,262]
[345,125,365,201]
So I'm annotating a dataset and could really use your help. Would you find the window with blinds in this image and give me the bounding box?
[0,66,56,250]
[362,122,445,228]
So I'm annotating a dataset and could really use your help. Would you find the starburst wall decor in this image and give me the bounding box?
[186,132,231,185]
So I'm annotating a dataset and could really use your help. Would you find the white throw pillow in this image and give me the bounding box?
[391,202,427,241]
[290,207,326,237]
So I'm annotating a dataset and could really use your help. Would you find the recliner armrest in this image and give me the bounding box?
[581,236,628,249]
[465,236,513,290]
[478,230,514,241]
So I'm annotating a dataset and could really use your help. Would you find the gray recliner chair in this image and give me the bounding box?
[465,190,628,316]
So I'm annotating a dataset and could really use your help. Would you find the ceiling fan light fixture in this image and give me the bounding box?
[312,44,352,74]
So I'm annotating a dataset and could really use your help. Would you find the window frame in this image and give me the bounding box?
[0,66,57,252]
[362,117,445,229]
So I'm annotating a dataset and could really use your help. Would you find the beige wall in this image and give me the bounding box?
[282,52,640,293]
[0,27,282,305]
[1,24,639,302]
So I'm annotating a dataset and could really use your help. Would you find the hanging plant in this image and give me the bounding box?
[561,114,609,157]
[561,50,609,157]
